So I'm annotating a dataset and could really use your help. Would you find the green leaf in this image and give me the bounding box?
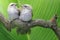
[0,0,60,40]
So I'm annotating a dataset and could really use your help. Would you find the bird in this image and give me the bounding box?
[7,3,33,34]
[19,4,33,22]
[7,3,20,23]
[16,4,33,34]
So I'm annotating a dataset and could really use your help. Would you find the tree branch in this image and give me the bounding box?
[28,19,60,40]
[0,13,11,31]
[0,13,60,40]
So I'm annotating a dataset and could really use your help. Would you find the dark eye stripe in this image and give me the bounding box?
[11,4,14,6]
[24,6,27,7]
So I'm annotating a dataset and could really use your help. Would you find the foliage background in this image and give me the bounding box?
[0,0,60,40]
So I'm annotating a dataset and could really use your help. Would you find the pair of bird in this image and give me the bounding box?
[7,3,57,34]
[7,3,33,23]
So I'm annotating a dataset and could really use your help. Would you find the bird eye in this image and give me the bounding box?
[11,4,14,6]
[24,6,27,7]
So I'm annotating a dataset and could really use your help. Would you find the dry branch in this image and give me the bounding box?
[0,13,11,31]
[0,13,60,40]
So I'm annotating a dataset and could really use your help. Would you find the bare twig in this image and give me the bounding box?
[52,27,60,40]
[0,13,60,40]
[0,13,11,31]
[28,19,60,40]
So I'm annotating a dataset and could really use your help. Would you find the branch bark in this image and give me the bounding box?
[0,13,11,31]
[0,13,60,40]
[28,19,60,40]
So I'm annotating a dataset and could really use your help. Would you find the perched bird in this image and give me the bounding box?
[16,4,33,34]
[7,3,20,22]
[7,3,33,34]
[19,4,33,22]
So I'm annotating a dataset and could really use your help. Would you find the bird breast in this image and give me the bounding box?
[8,7,19,21]
[19,9,32,21]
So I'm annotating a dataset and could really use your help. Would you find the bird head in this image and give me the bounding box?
[21,4,32,10]
[8,3,17,8]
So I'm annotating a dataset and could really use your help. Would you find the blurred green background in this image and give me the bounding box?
[0,0,60,40]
